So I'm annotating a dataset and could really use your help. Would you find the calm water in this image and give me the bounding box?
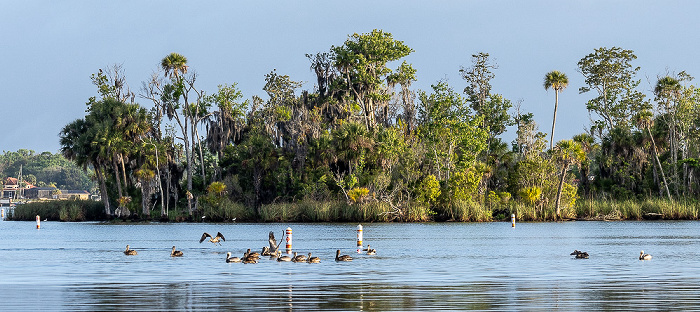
[1,220,700,311]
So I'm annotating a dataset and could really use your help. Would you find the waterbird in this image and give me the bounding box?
[261,246,271,257]
[640,250,652,260]
[307,253,320,263]
[246,248,260,258]
[124,245,137,255]
[570,250,589,259]
[276,250,292,262]
[243,251,258,264]
[226,252,241,263]
[366,245,377,255]
[335,249,352,262]
[171,246,183,257]
[268,231,280,254]
[292,252,307,263]
[200,232,225,245]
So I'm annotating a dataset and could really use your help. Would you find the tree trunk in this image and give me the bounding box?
[649,127,672,201]
[95,165,111,217]
[555,165,567,220]
[112,156,123,199]
[141,180,150,217]
[550,90,559,150]
[120,154,128,191]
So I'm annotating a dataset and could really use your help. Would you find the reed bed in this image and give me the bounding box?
[11,200,104,221]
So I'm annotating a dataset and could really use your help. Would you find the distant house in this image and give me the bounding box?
[2,177,19,199]
[58,190,90,200]
[24,187,57,199]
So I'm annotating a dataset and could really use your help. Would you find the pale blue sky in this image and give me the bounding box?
[2,1,699,153]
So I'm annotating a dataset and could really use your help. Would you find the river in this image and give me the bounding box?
[0,220,699,310]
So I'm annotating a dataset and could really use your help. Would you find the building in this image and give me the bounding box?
[58,190,91,200]
[23,187,58,199]
[2,177,20,199]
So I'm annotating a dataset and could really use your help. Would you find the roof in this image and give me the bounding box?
[3,177,18,185]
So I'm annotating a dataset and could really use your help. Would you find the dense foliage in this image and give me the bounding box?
[53,31,700,222]
[0,149,95,191]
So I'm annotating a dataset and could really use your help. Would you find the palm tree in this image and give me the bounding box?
[636,110,671,201]
[161,53,189,79]
[654,76,681,194]
[544,71,569,150]
[552,140,584,220]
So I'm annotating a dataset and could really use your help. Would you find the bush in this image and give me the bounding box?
[12,200,104,221]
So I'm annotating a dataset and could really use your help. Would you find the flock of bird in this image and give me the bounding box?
[571,249,653,260]
[122,231,376,263]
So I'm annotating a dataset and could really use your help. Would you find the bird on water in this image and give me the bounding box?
[307,253,320,263]
[276,250,292,262]
[225,252,241,263]
[335,250,352,262]
[124,245,137,255]
[639,250,652,260]
[366,245,377,255]
[570,250,589,259]
[200,232,226,245]
[171,246,183,257]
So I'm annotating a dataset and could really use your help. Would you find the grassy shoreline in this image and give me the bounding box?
[8,198,699,222]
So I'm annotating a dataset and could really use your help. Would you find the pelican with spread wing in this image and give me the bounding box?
[199,232,226,245]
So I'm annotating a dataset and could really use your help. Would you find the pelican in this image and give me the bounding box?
[261,246,271,257]
[268,231,280,254]
[570,250,588,259]
[124,245,137,255]
[366,245,377,255]
[307,253,320,263]
[243,251,258,264]
[246,248,260,258]
[335,249,352,262]
[199,232,225,245]
[171,246,183,257]
[225,252,241,263]
[292,252,307,263]
[276,250,292,262]
[640,250,652,260]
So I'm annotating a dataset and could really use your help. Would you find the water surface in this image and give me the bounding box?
[1,221,699,310]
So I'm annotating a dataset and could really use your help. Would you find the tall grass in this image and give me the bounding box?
[11,200,105,221]
[575,199,699,220]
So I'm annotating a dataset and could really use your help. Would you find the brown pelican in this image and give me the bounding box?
[307,253,320,263]
[292,252,307,263]
[171,246,183,257]
[640,250,652,260]
[243,256,258,264]
[276,250,292,262]
[261,246,271,257]
[246,248,260,258]
[335,249,352,262]
[366,245,377,255]
[268,231,280,254]
[570,250,588,259]
[200,232,225,245]
[225,252,241,263]
[124,245,137,255]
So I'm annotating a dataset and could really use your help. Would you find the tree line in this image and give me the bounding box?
[57,30,700,221]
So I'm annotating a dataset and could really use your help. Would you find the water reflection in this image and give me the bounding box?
[39,277,700,311]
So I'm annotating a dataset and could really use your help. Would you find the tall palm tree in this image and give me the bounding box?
[552,139,584,220]
[544,71,569,150]
[636,110,671,201]
[161,53,189,79]
[654,76,681,194]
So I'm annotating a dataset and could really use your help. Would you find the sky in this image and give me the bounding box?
[2,1,700,154]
